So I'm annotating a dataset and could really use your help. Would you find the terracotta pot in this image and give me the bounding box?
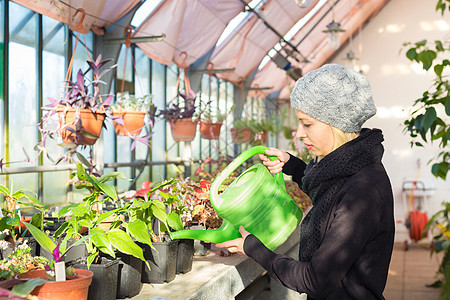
[17,269,93,300]
[168,118,198,142]
[57,108,105,145]
[112,111,146,136]
[230,127,252,144]
[200,122,222,140]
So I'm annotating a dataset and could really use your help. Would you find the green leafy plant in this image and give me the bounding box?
[0,239,48,280]
[110,92,154,113]
[424,201,450,299]
[402,0,450,180]
[0,182,48,246]
[48,163,148,268]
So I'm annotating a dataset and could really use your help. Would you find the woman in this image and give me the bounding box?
[217,64,394,299]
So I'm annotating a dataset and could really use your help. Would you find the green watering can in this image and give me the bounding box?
[170,146,303,251]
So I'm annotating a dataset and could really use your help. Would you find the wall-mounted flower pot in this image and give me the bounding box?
[112,111,146,136]
[176,238,194,274]
[16,268,93,300]
[57,107,105,145]
[138,240,178,284]
[230,127,252,144]
[200,122,223,140]
[168,118,197,142]
[75,257,120,300]
[115,252,143,299]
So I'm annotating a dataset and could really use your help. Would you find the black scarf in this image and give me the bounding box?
[299,128,385,262]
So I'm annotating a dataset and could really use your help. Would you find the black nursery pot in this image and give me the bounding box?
[176,238,194,274]
[139,240,179,284]
[115,252,143,299]
[75,256,120,300]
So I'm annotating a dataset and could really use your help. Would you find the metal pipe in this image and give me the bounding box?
[238,0,307,61]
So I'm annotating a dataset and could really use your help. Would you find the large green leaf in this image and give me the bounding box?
[11,191,28,200]
[11,278,47,296]
[0,217,8,231]
[96,209,118,225]
[150,200,167,223]
[127,219,152,246]
[6,215,20,227]
[24,222,56,253]
[108,229,148,267]
[88,227,115,257]
[71,205,89,217]
[167,211,183,231]
[76,162,89,181]
[97,182,118,200]
[445,98,450,116]
[57,203,81,217]
[0,184,10,196]
[422,107,437,132]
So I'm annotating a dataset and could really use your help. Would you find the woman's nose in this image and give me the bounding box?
[296,125,306,138]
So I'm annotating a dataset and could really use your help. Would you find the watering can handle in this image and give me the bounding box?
[210,146,286,207]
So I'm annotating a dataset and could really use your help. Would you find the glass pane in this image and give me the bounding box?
[42,16,68,206]
[8,1,38,193]
[134,48,151,186]
[0,0,4,169]
[72,31,93,83]
[116,44,133,95]
[151,61,166,182]
[166,63,181,178]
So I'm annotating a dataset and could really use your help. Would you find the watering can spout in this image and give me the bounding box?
[170,220,240,244]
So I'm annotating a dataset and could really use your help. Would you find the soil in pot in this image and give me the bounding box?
[16,268,93,300]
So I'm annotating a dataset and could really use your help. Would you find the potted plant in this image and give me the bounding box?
[39,54,115,148]
[158,89,198,142]
[199,110,227,140]
[231,119,253,144]
[20,222,95,300]
[109,92,155,150]
[30,163,148,300]
[0,183,48,258]
[123,178,183,283]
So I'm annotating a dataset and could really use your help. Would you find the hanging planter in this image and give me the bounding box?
[230,127,252,144]
[200,122,222,140]
[57,107,105,145]
[168,118,198,142]
[16,269,93,300]
[112,111,147,136]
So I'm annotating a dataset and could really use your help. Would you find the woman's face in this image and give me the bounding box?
[295,109,335,157]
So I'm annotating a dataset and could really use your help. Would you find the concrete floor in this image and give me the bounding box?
[384,242,444,300]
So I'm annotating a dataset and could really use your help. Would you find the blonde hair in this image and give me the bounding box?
[331,127,360,151]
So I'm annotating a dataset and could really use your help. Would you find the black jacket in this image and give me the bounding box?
[244,129,394,299]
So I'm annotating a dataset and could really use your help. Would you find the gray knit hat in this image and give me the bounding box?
[290,64,376,132]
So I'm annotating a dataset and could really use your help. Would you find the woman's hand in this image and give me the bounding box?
[259,148,290,175]
[216,226,250,255]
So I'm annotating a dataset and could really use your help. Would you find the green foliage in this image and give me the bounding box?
[0,241,48,280]
[110,92,153,112]
[402,2,450,180]
[425,201,450,298]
